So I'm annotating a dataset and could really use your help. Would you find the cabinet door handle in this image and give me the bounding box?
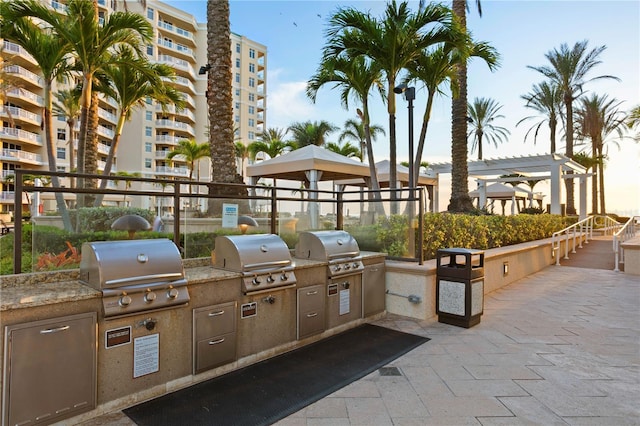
[40,325,70,334]
[208,310,225,317]
[208,338,225,345]
[306,291,318,296]
[306,312,318,318]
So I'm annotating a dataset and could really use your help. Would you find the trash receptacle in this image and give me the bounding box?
[436,248,484,328]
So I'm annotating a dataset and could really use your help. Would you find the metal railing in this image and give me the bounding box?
[8,170,425,274]
[613,216,640,272]
[551,215,621,266]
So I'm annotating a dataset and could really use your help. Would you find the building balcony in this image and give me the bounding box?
[0,106,41,127]
[4,64,42,87]
[0,127,42,147]
[157,38,195,61]
[156,54,195,77]
[0,149,42,165]
[155,119,194,136]
[98,107,118,124]
[166,76,196,94]
[3,41,37,65]
[155,166,189,177]
[155,135,182,146]
[97,125,115,139]
[155,150,171,159]
[157,20,195,44]
[6,88,43,107]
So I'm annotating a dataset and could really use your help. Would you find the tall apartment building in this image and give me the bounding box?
[0,0,266,219]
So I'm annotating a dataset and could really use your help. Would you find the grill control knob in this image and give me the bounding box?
[353,262,360,269]
[267,275,275,283]
[144,292,157,303]
[334,265,342,272]
[344,263,351,270]
[252,276,262,285]
[167,288,180,299]
[119,295,132,307]
[280,272,289,281]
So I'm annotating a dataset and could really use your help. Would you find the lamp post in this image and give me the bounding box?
[394,84,416,198]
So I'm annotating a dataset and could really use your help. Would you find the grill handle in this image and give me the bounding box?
[102,278,188,296]
[328,251,360,260]
[243,260,291,269]
[105,273,184,287]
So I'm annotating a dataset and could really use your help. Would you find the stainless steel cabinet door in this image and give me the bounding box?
[3,312,97,426]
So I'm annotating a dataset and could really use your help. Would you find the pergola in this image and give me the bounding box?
[246,145,371,228]
[428,154,590,219]
[468,182,544,215]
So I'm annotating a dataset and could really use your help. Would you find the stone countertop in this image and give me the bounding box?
[1,252,386,312]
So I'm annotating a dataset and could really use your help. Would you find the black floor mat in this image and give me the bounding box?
[124,323,429,426]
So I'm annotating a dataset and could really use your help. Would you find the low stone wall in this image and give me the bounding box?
[384,236,582,321]
[621,236,640,275]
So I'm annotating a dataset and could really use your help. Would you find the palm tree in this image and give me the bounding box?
[287,120,337,149]
[53,88,82,181]
[467,97,510,160]
[167,139,210,203]
[0,2,73,231]
[93,47,184,206]
[235,141,251,179]
[338,118,386,163]
[406,41,498,187]
[517,81,564,153]
[307,55,386,196]
[528,40,619,215]
[325,1,464,211]
[7,0,153,201]
[449,0,483,212]
[574,93,627,214]
[207,0,243,192]
[325,141,361,158]
[248,129,292,188]
[627,105,640,136]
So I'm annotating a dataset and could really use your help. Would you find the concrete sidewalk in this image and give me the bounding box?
[277,266,640,425]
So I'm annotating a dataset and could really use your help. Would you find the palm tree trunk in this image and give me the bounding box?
[449,0,474,212]
[82,90,99,207]
[597,142,606,214]
[93,111,126,206]
[591,142,598,214]
[564,93,576,215]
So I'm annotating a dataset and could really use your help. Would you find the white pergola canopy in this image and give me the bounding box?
[469,183,544,215]
[334,159,437,188]
[428,154,590,219]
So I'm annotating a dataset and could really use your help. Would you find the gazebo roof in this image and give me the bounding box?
[334,159,437,188]
[469,183,544,200]
[246,145,370,182]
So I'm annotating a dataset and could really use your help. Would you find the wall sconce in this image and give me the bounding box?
[238,215,258,234]
[198,64,212,75]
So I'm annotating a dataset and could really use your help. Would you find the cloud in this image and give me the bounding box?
[266,72,315,128]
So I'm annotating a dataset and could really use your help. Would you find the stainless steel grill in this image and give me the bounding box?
[79,239,190,318]
[295,230,364,277]
[213,234,297,294]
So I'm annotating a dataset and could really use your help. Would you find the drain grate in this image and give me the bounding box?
[378,366,402,376]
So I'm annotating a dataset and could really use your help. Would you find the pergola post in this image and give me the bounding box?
[478,180,487,210]
[550,164,562,215]
[305,170,322,229]
[579,175,587,220]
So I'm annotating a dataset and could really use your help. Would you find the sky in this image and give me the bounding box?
[165,0,640,216]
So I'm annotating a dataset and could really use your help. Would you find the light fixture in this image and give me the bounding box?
[238,215,258,234]
[198,64,212,75]
[503,261,509,276]
[394,83,416,195]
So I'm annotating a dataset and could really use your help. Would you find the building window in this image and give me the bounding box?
[147,45,153,55]
[248,106,254,114]
[235,73,240,83]
[249,48,255,59]
[57,129,66,140]
[235,115,240,123]
[147,7,154,19]
[57,147,66,159]
[248,118,254,127]
[146,111,152,121]
[145,142,152,152]
[248,93,255,102]
[248,131,255,140]
[145,126,152,137]
[248,77,255,88]
[57,115,65,122]
[145,158,152,168]
[236,43,240,53]
[236,58,240,68]
[146,96,152,105]
[249,63,255,73]
[235,89,240,96]
[235,102,240,109]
